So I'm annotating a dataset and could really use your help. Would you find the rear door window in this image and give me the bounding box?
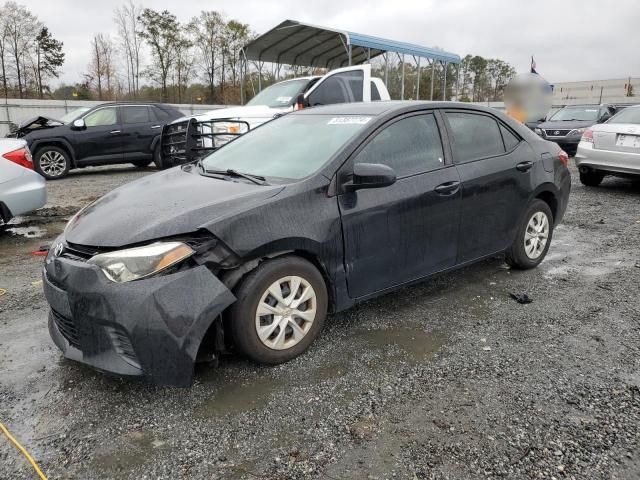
[500,124,520,151]
[371,81,381,101]
[123,106,151,124]
[445,112,506,163]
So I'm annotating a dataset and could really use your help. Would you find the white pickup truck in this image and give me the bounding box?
[159,64,390,168]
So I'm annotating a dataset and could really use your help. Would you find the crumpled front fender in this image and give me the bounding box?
[44,258,236,387]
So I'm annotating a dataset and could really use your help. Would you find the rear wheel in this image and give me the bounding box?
[230,256,328,364]
[580,170,605,187]
[506,199,553,269]
[34,146,70,180]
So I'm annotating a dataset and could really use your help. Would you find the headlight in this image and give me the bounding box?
[534,128,544,136]
[212,122,247,135]
[569,128,586,136]
[87,242,194,283]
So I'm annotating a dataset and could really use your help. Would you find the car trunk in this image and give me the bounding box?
[593,123,640,154]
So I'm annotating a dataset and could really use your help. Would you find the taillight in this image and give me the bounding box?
[558,150,569,167]
[2,147,33,169]
[581,129,594,143]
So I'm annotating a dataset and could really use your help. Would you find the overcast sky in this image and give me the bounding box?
[17,0,640,86]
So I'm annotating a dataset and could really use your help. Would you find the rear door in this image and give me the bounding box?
[443,110,535,263]
[73,106,123,163]
[338,111,461,298]
[120,105,158,161]
[304,65,371,106]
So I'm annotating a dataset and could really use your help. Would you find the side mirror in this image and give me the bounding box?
[344,163,396,192]
[71,118,86,130]
[295,93,309,110]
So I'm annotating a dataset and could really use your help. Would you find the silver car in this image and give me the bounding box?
[0,139,47,222]
[575,105,640,186]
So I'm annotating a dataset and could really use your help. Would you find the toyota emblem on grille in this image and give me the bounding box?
[554,130,560,135]
[53,243,64,257]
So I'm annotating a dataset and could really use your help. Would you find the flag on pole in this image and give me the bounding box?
[530,56,538,74]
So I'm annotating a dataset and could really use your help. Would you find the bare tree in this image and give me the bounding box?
[114,0,143,97]
[0,4,9,99]
[87,34,116,100]
[188,11,224,102]
[4,1,40,98]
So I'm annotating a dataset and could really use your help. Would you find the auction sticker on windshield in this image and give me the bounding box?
[328,117,371,125]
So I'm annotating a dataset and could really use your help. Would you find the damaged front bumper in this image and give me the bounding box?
[43,254,235,387]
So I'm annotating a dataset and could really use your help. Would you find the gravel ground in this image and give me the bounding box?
[1,163,639,480]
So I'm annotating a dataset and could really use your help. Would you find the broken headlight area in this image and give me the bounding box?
[87,242,195,283]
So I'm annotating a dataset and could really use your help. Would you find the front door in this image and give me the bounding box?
[338,111,461,298]
[73,106,123,164]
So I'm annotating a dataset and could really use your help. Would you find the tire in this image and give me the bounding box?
[153,143,165,170]
[34,146,70,180]
[580,170,605,187]
[506,199,554,270]
[132,159,153,168]
[229,256,328,364]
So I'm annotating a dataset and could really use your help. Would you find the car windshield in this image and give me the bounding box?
[607,107,640,125]
[549,106,600,121]
[201,114,372,181]
[59,107,91,124]
[245,79,310,108]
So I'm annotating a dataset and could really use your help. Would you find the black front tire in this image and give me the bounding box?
[153,144,165,170]
[229,256,328,365]
[579,170,605,187]
[506,199,554,270]
[131,159,153,168]
[34,146,71,180]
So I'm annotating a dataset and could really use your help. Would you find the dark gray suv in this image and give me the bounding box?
[534,104,616,155]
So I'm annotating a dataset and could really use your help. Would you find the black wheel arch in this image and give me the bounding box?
[30,138,76,167]
[530,184,560,224]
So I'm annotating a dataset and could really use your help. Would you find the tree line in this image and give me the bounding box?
[0,1,517,104]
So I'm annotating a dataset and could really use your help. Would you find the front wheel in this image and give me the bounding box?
[580,170,605,187]
[34,146,70,180]
[229,256,328,364]
[506,199,554,269]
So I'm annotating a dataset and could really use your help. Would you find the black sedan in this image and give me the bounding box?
[43,101,571,386]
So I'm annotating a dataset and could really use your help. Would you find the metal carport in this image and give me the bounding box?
[240,19,461,103]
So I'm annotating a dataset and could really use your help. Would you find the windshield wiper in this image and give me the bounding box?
[204,168,268,185]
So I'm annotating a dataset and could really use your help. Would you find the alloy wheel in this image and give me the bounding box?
[39,150,67,177]
[524,211,549,259]
[254,276,317,351]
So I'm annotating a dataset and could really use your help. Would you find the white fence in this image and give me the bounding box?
[0,99,227,137]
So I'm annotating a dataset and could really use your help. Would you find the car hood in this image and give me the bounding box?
[173,105,290,125]
[538,120,595,130]
[64,167,285,248]
[12,116,65,138]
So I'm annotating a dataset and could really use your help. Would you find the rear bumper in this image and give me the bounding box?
[0,170,46,220]
[43,255,235,387]
[575,142,640,176]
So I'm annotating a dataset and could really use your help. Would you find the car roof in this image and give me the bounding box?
[293,100,502,117]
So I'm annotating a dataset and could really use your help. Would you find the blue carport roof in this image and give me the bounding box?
[242,19,460,69]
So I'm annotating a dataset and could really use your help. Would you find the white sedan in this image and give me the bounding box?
[575,105,640,186]
[0,139,47,222]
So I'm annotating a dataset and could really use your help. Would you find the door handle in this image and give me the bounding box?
[516,161,533,172]
[109,130,121,134]
[150,125,162,129]
[434,181,460,195]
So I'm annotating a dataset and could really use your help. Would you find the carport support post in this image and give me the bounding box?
[240,54,245,105]
[455,64,460,101]
[430,61,435,100]
[400,54,405,100]
[416,57,421,100]
[384,53,389,88]
[443,62,447,100]
[348,44,352,66]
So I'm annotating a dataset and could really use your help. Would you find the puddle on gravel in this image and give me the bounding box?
[355,327,447,362]
[92,430,161,476]
[197,374,280,417]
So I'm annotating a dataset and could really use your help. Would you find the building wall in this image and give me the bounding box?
[551,77,640,106]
